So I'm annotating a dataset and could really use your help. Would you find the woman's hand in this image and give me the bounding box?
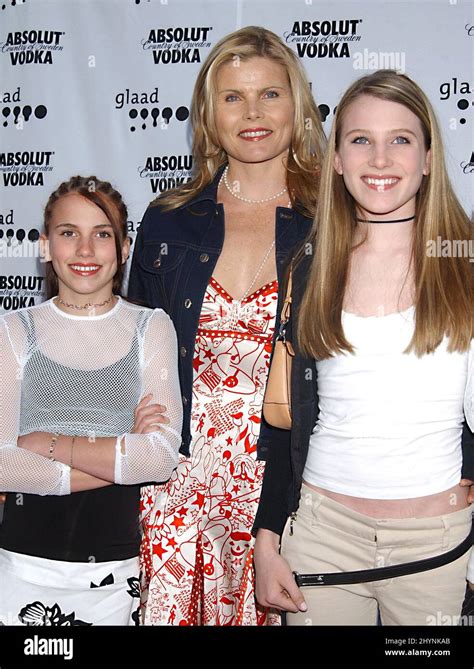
[460,479,474,504]
[254,528,307,613]
[132,393,169,434]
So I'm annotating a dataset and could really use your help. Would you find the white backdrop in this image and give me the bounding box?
[0,0,473,314]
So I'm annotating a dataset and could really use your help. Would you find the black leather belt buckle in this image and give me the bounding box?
[293,571,326,587]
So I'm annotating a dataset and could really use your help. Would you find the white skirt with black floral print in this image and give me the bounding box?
[0,548,139,626]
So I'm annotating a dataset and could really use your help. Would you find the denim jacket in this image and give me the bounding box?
[128,166,313,456]
[253,253,474,537]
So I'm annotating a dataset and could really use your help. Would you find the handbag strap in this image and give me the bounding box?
[280,265,293,325]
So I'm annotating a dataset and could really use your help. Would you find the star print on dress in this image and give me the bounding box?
[139,278,281,625]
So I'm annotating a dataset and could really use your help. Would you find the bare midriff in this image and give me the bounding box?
[302,480,469,518]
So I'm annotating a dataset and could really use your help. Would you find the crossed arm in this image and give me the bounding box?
[0,311,182,496]
[16,393,169,492]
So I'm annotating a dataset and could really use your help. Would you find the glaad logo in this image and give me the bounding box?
[1,0,27,9]
[1,29,65,65]
[284,20,362,58]
[139,154,193,194]
[0,150,54,186]
[2,87,47,127]
[439,77,472,126]
[0,207,41,245]
[0,208,14,225]
[142,26,213,64]
[317,102,337,124]
[307,82,338,125]
[0,227,41,247]
[115,88,189,132]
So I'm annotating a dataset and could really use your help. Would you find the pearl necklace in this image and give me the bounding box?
[55,295,115,311]
[221,165,287,204]
[238,239,276,301]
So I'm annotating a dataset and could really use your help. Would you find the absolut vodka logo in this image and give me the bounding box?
[139,154,193,194]
[284,19,362,58]
[0,150,54,186]
[461,151,474,174]
[142,26,212,64]
[1,29,65,65]
[0,274,44,311]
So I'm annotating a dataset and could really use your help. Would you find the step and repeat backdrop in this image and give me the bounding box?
[0,0,473,314]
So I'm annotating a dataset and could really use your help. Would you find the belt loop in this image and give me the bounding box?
[301,483,324,520]
[307,487,324,514]
[441,516,449,549]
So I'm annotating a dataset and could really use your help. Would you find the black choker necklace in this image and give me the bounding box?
[356,215,415,224]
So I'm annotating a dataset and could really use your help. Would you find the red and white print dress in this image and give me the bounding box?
[139,277,280,625]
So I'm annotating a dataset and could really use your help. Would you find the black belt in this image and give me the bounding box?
[293,522,473,587]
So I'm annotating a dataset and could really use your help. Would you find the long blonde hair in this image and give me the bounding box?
[298,70,472,358]
[155,26,326,218]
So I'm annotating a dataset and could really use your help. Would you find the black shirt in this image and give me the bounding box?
[0,484,140,562]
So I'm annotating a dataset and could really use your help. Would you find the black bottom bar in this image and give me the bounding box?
[0,623,473,667]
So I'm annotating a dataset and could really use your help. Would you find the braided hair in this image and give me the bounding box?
[42,176,129,298]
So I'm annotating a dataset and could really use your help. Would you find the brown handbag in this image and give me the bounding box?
[262,267,295,430]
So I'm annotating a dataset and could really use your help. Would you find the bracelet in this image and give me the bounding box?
[49,432,59,461]
[70,436,76,469]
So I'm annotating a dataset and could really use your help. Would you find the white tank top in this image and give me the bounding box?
[304,306,473,498]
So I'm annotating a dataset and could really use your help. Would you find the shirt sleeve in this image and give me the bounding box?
[114,309,182,485]
[0,317,71,496]
[252,420,293,537]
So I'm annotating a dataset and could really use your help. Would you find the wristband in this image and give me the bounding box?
[49,432,59,461]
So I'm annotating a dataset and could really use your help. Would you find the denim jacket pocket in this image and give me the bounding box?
[138,241,188,275]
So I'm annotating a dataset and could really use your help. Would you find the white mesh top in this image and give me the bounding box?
[0,297,183,496]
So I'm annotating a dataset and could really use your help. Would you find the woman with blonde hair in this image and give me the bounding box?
[129,25,325,625]
[254,70,473,625]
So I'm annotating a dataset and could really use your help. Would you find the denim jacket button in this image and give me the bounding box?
[180,346,187,357]
[184,299,192,308]
[199,253,209,263]
[153,257,162,268]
